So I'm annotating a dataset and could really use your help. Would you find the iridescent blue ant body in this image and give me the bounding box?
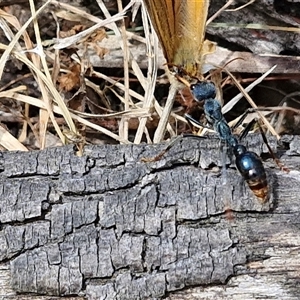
[190,81,268,202]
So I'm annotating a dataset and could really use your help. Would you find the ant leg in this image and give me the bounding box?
[239,117,289,173]
[239,118,257,142]
[141,134,207,162]
[185,113,211,129]
[234,107,272,142]
[141,135,184,162]
[231,108,257,131]
[231,106,278,132]
[142,113,211,163]
[218,140,235,221]
[256,120,290,173]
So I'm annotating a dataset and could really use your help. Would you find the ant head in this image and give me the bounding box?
[190,81,216,101]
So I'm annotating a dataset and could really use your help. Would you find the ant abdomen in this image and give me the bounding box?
[234,145,269,203]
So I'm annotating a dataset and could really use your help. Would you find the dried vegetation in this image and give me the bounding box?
[0,0,300,152]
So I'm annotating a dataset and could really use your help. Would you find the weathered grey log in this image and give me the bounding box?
[0,135,300,299]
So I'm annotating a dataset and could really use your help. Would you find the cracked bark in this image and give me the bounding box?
[0,135,300,299]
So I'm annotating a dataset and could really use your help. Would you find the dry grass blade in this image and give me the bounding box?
[206,0,234,25]
[225,0,255,12]
[0,0,141,147]
[0,125,28,151]
[0,85,29,151]
[95,0,139,144]
[116,0,130,143]
[5,92,130,144]
[0,43,76,142]
[134,2,158,144]
[153,81,178,143]
[0,0,51,79]
[0,1,77,147]
[0,85,27,96]
[222,65,277,114]
[71,108,151,119]
[0,0,291,151]
[209,23,300,33]
[226,68,280,139]
[94,0,174,143]
[53,11,127,49]
[90,70,144,102]
[28,0,59,148]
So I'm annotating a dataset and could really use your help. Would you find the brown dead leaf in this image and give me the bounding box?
[89,42,109,58]
[88,28,107,43]
[59,24,86,38]
[78,28,107,44]
[58,63,81,92]
[85,29,108,59]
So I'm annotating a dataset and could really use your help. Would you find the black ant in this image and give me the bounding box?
[143,80,289,203]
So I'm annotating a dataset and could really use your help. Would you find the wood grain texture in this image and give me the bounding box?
[207,0,300,55]
[91,41,300,74]
[0,135,300,299]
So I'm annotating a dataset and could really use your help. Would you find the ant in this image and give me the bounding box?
[189,81,269,202]
[144,80,288,203]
